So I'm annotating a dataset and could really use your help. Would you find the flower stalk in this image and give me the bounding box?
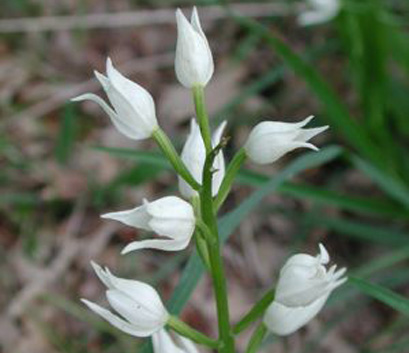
[167,316,220,349]
[233,288,275,335]
[192,86,213,154]
[245,323,268,353]
[215,148,247,210]
[152,128,201,191]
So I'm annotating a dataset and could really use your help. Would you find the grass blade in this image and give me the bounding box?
[351,155,409,209]
[349,276,409,316]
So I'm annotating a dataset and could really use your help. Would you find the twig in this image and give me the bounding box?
[0,3,294,33]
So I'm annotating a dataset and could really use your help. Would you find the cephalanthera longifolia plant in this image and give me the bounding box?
[73,7,346,353]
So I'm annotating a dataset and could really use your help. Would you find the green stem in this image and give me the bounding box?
[245,323,267,353]
[152,128,201,191]
[233,288,275,334]
[192,86,212,154]
[215,148,247,210]
[192,196,211,270]
[194,231,211,271]
[167,316,220,349]
[200,149,235,353]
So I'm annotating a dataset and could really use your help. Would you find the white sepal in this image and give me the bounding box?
[244,116,328,165]
[72,58,158,140]
[81,262,169,337]
[263,292,330,336]
[175,7,214,88]
[101,196,196,254]
[275,243,346,307]
[152,329,199,353]
[298,0,341,26]
[263,244,346,336]
[178,119,226,199]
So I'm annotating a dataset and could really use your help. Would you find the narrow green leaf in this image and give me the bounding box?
[56,104,77,165]
[349,276,409,316]
[277,209,408,246]
[237,170,408,219]
[93,146,169,168]
[351,156,409,209]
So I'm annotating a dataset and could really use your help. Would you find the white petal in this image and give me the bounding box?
[147,196,196,241]
[152,329,186,353]
[332,267,347,281]
[94,70,110,91]
[175,8,213,87]
[275,266,329,307]
[71,92,119,125]
[263,293,329,336]
[317,243,330,264]
[81,299,152,337]
[106,290,166,331]
[121,237,190,254]
[177,333,200,353]
[105,58,157,132]
[298,0,340,26]
[190,7,205,38]
[211,121,227,196]
[297,125,329,143]
[179,119,206,198]
[103,269,168,322]
[90,261,114,289]
[101,202,151,231]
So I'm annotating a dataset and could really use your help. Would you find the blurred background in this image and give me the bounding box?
[1,0,409,352]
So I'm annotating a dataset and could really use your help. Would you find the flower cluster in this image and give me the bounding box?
[74,5,346,352]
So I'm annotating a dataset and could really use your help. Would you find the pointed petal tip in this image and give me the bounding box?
[70,94,89,102]
[302,115,315,125]
[191,6,199,20]
[120,244,133,255]
[175,8,184,19]
[318,243,330,264]
[303,142,319,151]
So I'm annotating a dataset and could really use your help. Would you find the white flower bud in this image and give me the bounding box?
[179,119,226,199]
[101,196,196,254]
[244,116,328,165]
[81,262,168,337]
[152,329,199,353]
[263,244,346,336]
[298,0,340,26]
[175,7,214,88]
[72,57,158,140]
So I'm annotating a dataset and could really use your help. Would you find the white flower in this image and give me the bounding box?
[263,244,346,336]
[101,196,196,254]
[152,329,199,353]
[72,57,158,140]
[175,7,214,88]
[298,0,341,26]
[81,262,168,337]
[244,116,328,165]
[179,119,226,199]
